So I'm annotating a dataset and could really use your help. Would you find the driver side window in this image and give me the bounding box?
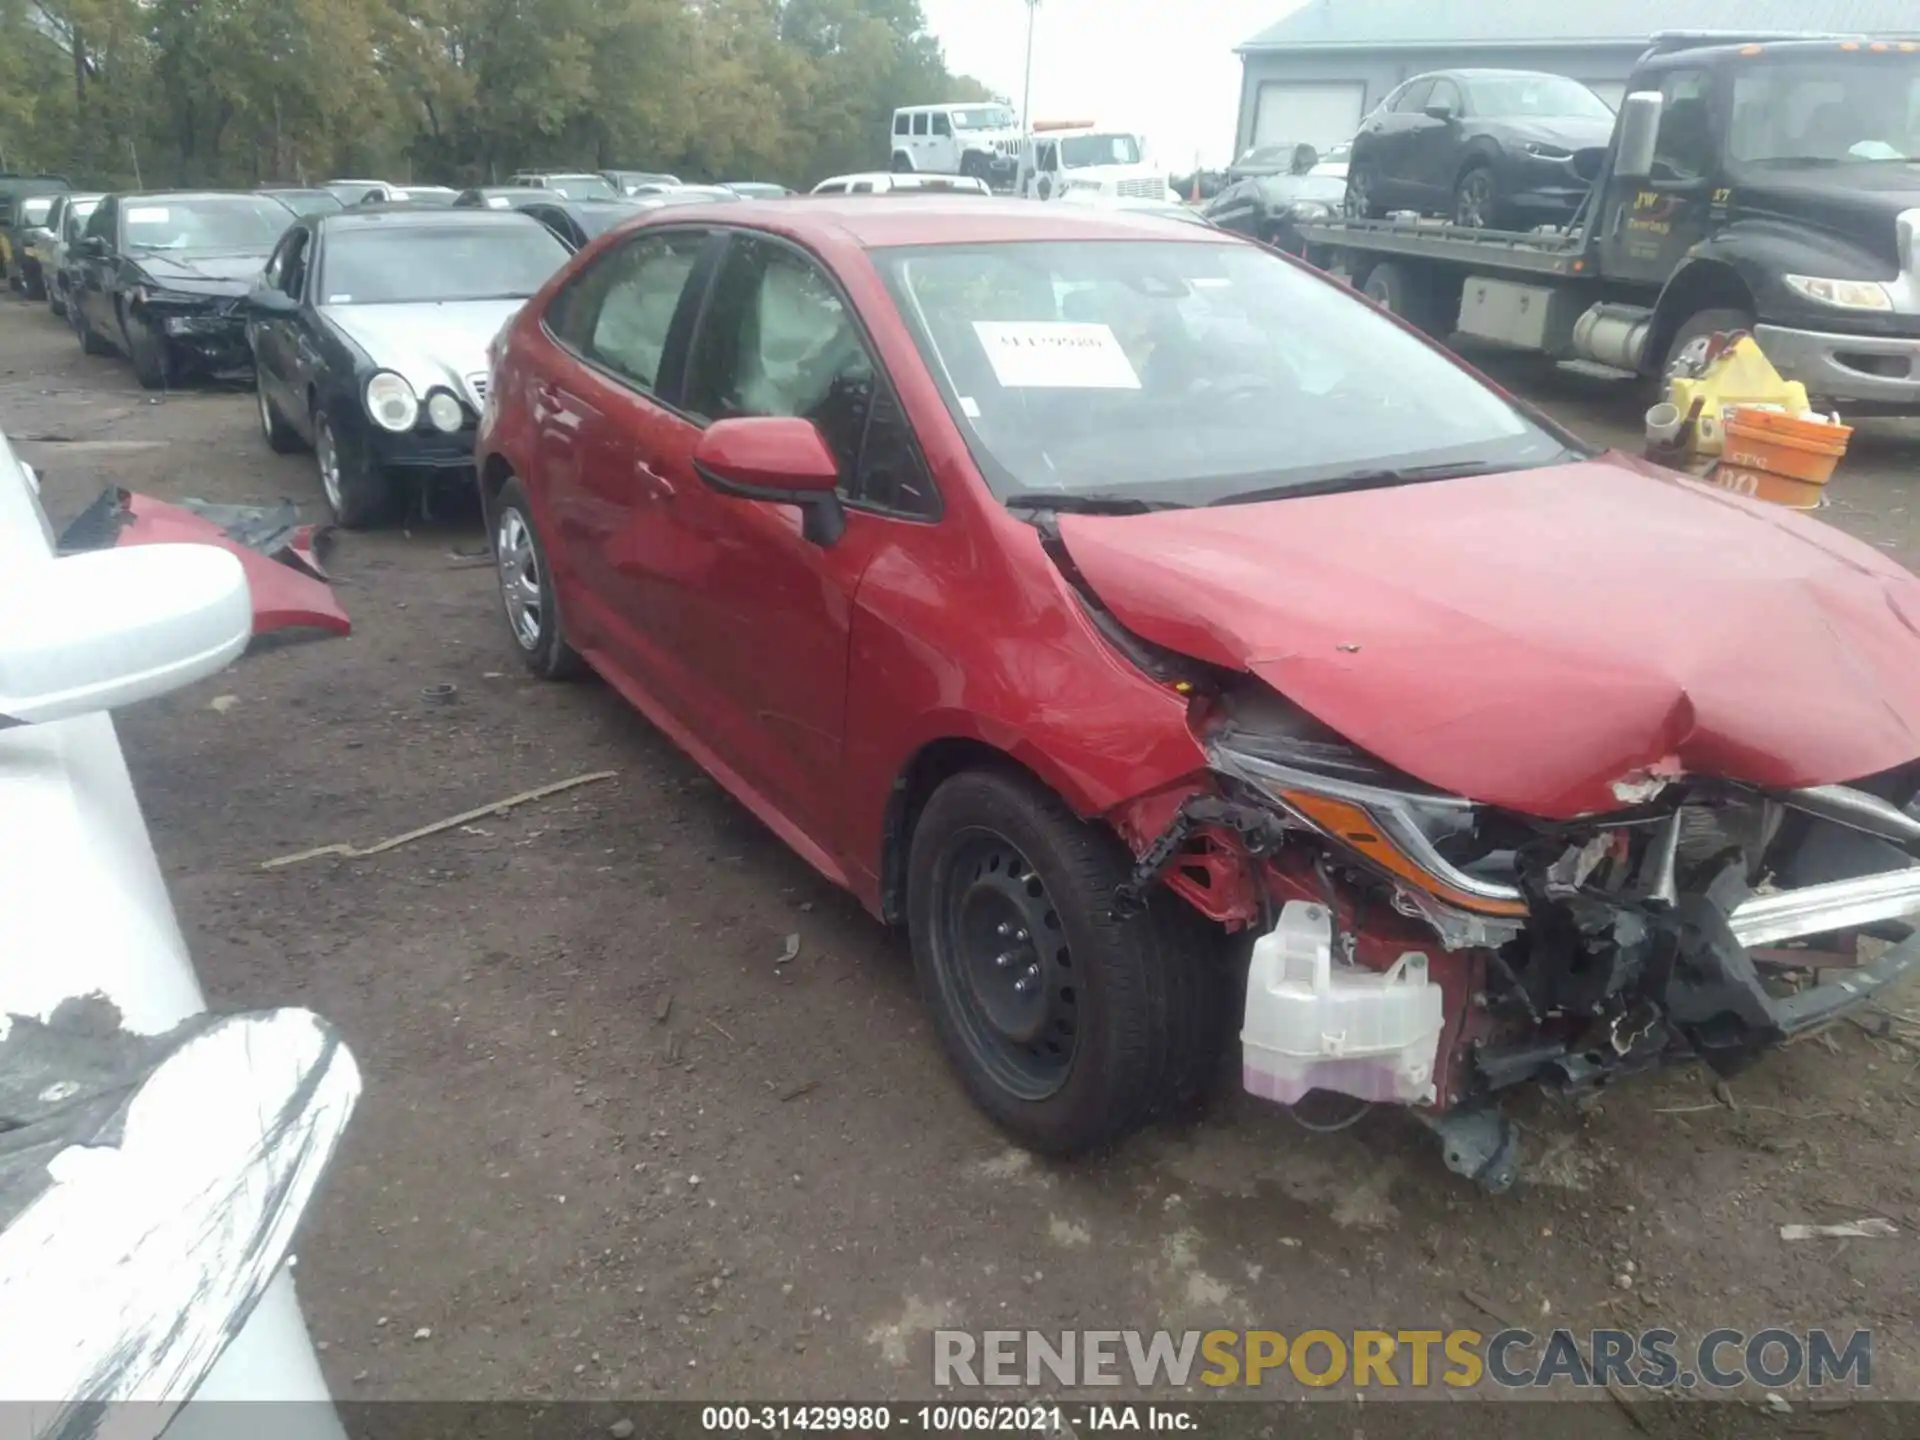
[279,231,311,300]
[1393,79,1436,113]
[1652,70,1715,182]
[682,236,936,518]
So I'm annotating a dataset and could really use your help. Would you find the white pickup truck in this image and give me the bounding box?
[1017,121,1178,204]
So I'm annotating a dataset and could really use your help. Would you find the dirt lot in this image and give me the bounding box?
[7,293,1920,1428]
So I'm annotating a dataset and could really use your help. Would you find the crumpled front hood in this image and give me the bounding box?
[137,251,270,293]
[321,299,524,405]
[1057,458,1920,818]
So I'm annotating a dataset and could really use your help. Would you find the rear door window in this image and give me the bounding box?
[546,230,712,396]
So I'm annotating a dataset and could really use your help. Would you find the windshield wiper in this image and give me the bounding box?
[1003,491,1186,516]
[1210,458,1525,508]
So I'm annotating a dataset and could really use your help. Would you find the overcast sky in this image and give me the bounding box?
[918,0,1304,168]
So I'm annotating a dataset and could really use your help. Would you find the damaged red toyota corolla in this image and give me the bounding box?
[477,196,1920,1189]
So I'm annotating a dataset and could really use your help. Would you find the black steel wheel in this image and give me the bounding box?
[907,767,1229,1155]
[929,830,1081,1102]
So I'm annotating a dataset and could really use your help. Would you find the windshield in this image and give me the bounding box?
[1729,57,1920,165]
[321,182,380,204]
[1059,134,1144,168]
[875,240,1566,506]
[1471,75,1613,120]
[545,175,617,200]
[121,196,291,252]
[317,224,570,304]
[951,107,1016,131]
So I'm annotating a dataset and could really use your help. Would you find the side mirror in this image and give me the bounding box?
[692,417,846,547]
[1613,91,1664,181]
[1424,102,1458,122]
[245,287,298,316]
[0,544,251,725]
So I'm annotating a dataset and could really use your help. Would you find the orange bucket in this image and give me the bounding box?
[1721,407,1852,486]
[1707,462,1829,510]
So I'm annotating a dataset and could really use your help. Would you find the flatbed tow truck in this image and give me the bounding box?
[1296,32,1920,414]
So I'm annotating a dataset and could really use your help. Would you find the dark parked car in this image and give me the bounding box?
[9,193,61,299]
[256,187,346,217]
[1345,69,1616,228]
[472,195,1920,1182]
[1226,141,1319,182]
[43,192,103,317]
[1,173,69,293]
[70,191,292,388]
[515,198,642,250]
[244,206,570,526]
[1202,171,1348,255]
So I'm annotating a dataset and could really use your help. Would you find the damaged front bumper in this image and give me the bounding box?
[1123,731,1920,1191]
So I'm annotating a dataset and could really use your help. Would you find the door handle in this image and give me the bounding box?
[634,460,675,500]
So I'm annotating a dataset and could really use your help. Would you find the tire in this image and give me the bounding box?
[123,304,170,390]
[256,377,303,454]
[890,151,914,174]
[1344,164,1384,220]
[77,305,112,356]
[47,281,65,319]
[1362,260,1443,335]
[906,767,1229,1156]
[1661,306,1757,382]
[313,406,393,528]
[1452,163,1499,229]
[959,151,990,184]
[492,476,584,680]
[21,265,45,302]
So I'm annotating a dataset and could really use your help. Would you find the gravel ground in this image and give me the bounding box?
[6,293,1920,1434]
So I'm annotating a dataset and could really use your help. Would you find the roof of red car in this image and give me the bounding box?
[628,195,1230,249]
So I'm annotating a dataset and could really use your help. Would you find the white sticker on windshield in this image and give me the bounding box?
[959,396,981,419]
[327,295,353,304]
[972,321,1141,390]
[485,196,509,209]
[125,206,170,224]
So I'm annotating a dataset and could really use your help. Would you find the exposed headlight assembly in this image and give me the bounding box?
[365,370,419,432]
[1783,274,1894,312]
[1211,741,1529,919]
[1523,142,1574,160]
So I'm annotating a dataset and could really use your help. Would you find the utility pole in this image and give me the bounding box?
[1021,0,1040,131]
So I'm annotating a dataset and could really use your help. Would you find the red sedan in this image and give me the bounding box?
[478,197,1920,1188]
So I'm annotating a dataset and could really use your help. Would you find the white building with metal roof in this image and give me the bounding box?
[1233,0,1920,157]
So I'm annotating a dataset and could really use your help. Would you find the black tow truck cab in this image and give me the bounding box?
[1297,33,1920,415]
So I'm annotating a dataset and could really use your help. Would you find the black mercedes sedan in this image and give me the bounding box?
[1345,69,1615,229]
[69,191,294,388]
[242,206,571,526]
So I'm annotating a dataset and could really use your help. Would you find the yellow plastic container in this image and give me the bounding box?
[1666,335,1810,458]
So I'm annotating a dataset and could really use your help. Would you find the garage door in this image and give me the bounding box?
[1253,82,1368,152]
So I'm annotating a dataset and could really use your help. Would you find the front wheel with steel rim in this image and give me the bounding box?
[907,767,1229,1156]
[492,476,583,680]
[313,408,392,529]
[1344,164,1382,219]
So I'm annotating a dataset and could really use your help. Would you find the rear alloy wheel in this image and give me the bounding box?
[1344,164,1382,219]
[493,476,583,681]
[907,768,1228,1156]
[1452,164,1499,229]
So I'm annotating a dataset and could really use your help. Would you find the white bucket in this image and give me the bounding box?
[1644,402,1683,447]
